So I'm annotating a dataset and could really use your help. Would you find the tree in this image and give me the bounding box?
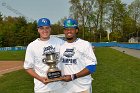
[0,12,3,22]
[69,0,96,39]
[0,12,3,46]
[128,0,140,37]
[106,0,128,41]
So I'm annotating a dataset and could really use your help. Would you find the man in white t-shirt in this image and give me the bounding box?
[60,18,97,93]
[24,18,64,93]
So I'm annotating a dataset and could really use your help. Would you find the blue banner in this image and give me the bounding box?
[0,42,140,51]
[0,46,26,51]
[92,42,140,50]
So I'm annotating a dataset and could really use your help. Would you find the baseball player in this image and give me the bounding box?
[59,18,97,93]
[24,18,64,93]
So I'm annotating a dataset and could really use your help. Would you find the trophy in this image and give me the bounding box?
[42,52,62,81]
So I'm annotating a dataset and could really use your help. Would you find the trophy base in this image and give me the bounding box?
[47,70,61,79]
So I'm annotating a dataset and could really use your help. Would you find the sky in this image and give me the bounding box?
[0,0,133,24]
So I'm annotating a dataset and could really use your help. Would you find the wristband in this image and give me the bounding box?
[73,74,77,80]
[71,74,77,80]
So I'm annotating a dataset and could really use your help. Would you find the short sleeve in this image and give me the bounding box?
[23,44,35,69]
[84,42,97,66]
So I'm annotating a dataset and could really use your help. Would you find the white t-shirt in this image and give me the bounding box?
[59,38,97,92]
[24,36,64,92]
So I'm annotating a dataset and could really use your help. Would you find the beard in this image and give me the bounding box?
[66,37,73,40]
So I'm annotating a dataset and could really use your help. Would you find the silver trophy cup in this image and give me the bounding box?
[42,53,61,79]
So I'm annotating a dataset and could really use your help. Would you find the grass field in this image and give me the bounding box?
[0,70,33,93]
[0,47,140,93]
[0,50,25,61]
[92,47,140,93]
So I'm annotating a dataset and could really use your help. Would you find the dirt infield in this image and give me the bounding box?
[0,61,23,75]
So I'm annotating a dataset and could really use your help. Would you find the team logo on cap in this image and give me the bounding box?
[66,20,75,27]
[42,19,47,23]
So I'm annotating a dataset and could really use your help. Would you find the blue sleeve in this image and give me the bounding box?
[86,65,96,74]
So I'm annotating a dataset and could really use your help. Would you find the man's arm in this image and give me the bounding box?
[62,65,96,82]
[25,68,50,84]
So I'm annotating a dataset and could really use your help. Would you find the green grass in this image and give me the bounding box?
[0,70,34,93]
[0,47,140,93]
[0,50,25,61]
[92,47,140,93]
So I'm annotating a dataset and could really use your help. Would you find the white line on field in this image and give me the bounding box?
[0,66,23,73]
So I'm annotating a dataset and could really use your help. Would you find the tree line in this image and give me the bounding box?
[66,0,140,42]
[0,0,140,47]
[0,15,65,47]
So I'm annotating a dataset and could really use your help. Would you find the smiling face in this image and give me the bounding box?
[38,26,51,41]
[64,28,78,42]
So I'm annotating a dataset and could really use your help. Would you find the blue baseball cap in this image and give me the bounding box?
[37,18,51,27]
[63,18,78,28]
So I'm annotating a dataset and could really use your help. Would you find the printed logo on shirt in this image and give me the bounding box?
[61,58,77,65]
[62,48,77,65]
[63,48,75,58]
[43,45,55,55]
